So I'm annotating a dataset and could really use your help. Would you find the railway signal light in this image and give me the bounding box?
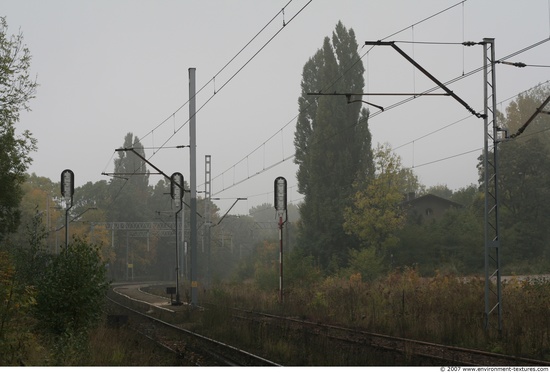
[274,176,287,214]
[171,172,184,207]
[61,169,74,205]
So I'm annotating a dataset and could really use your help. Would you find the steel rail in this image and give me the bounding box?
[106,292,281,366]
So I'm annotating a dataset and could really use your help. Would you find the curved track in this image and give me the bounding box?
[107,284,280,366]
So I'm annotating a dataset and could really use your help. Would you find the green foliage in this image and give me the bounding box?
[109,133,150,223]
[477,83,550,269]
[345,247,385,282]
[0,250,38,365]
[448,184,480,207]
[231,239,323,295]
[392,201,483,276]
[11,207,50,286]
[34,237,109,363]
[192,269,550,361]
[0,16,38,241]
[252,240,279,292]
[343,143,409,254]
[108,133,152,280]
[284,247,322,288]
[426,184,453,199]
[294,21,373,270]
[498,133,550,263]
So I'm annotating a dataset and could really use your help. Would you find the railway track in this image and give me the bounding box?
[228,307,550,366]
[106,286,280,366]
[109,283,550,366]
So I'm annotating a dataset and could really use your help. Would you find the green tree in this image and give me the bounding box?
[74,180,110,211]
[494,84,550,267]
[394,202,483,275]
[344,143,414,255]
[34,237,109,364]
[449,184,479,207]
[0,250,37,366]
[426,184,453,199]
[108,132,150,222]
[293,21,373,271]
[11,207,50,287]
[107,133,151,279]
[0,16,38,241]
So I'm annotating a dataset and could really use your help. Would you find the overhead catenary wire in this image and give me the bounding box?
[105,1,312,207]
[383,1,467,41]
[211,5,550,216]
[412,148,481,169]
[209,0,469,196]
[367,37,550,120]
[509,95,550,139]
[109,2,549,215]
[136,0,295,146]
[211,36,550,198]
[145,0,313,157]
[414,123,550,171]
[224,77,550,209]
[394,80,550,152]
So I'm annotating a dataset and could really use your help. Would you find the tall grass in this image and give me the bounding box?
[85,323,184,366]
[204,269,550,361]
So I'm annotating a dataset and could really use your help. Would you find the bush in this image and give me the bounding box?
[0,251,38,365]
[34,237,110,363]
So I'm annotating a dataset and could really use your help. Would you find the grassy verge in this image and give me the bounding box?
[84,321,185,366]
[200,269,550,362]
[91,270,550,365]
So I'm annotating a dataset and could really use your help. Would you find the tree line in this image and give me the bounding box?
[291,21,550,280]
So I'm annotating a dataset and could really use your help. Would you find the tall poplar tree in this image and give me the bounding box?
[108,132,150,222]
[294,22,373,271]
[107,133,150,279]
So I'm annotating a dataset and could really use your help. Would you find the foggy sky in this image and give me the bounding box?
[4,0,550,215]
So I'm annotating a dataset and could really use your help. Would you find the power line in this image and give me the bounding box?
[210,37,550,197]
[209,1,468,195]
[367,37,550,120]
[412,148,481,169]
[142,0,312,156]
[394,115,472,151]
[413,123,550,171]
[137,1,295,146]
[105,1,312,206]
[394,81,550,151]
[382,1,467,41]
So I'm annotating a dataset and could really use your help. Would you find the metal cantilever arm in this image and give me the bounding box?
[365,40,484,118]
[114,147,186,192]
[345,94,384,111]
[509,95,550,139]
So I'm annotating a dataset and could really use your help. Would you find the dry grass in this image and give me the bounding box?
[85,324,183,366]
[203,269,550,361]
[79,271,550,365]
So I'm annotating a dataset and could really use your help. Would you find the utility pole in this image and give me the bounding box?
[204,155,211,287]
[482,38,502,334]
[364,39,501,332]
[189,68,198,306]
